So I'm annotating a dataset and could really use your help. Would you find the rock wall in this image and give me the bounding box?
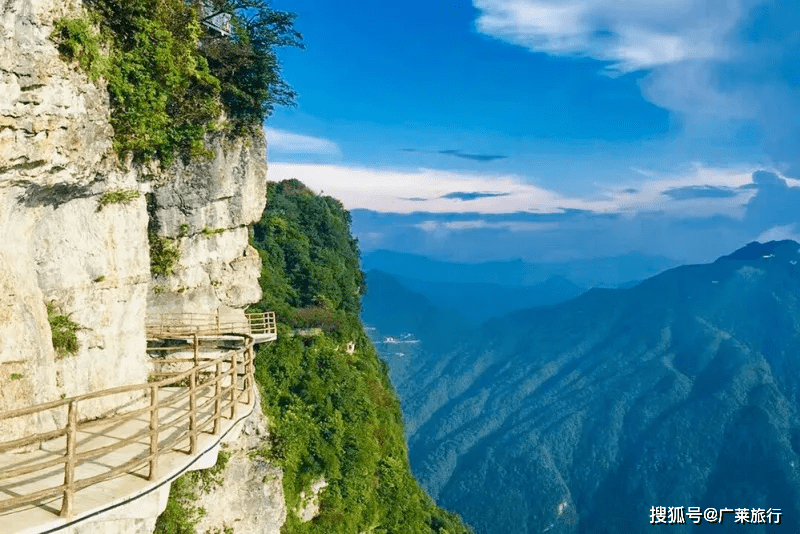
[192,392,287,534]
[0,0,267,437]
[146,132,267,325]
[0,2,283,533]
[0,0,150,438]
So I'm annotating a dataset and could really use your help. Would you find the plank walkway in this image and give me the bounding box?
[0,312,277,534]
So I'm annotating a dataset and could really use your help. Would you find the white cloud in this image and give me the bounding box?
[268,162,568,214]
[268,161,769,217]
[757,225,800,243]
[601,163,762,217]
[472,0,800,176]
[263,127,341,155]
[415,220,560,232]
[472,0,741,73]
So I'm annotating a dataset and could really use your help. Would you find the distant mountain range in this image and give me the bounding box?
[364,241,800,534]
[393,274,586,325]
[362,249,680,288]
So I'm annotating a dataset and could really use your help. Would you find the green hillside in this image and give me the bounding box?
[390,241,800,534]
[250,180,472,533]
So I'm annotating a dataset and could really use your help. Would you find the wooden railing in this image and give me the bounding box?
[0,333,256,519]
[145,311,276,337]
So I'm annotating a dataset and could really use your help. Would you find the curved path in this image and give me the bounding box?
[0,312,276,534]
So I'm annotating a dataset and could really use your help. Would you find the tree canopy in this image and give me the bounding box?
[53,0,303,163]
[198,0,304,123]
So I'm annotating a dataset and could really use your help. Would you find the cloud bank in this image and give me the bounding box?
[472,0,800,175]
[267,161,762,216]
[349,170,800,264]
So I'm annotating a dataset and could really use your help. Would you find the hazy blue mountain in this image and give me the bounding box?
[361,270,470,348]
[393,275,586,325]
[362,249,680,288]
[361,270,472,397]
[377,241,800,534]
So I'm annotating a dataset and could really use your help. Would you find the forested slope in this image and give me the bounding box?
[249,179,472,533]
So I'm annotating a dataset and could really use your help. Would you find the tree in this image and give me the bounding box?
[197,0,304,125]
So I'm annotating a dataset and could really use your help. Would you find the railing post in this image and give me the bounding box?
[230,349,238,419]
[213,360,222,434]
[149,385,159,480]
[193,332,199,367]
[245,345,252,405]
[60,400,77,518]
[189,368,197,454]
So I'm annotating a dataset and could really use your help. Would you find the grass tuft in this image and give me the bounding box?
[46,302,80,358]
[201,226,225,238]
[149,233,180,276]
[97,189,139,210]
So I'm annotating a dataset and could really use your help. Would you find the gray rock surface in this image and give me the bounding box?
[0,0,150,438]
[1,1,281,533]
[147,132,267,316]
[194,393,287,534]
[0,0,268,439]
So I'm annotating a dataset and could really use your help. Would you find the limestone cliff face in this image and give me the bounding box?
[146,132,267,324]
[0,0,149,439]
[0,0,265,439]
[193,393,287,534]
[0,2,284,532]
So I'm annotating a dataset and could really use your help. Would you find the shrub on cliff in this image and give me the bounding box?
[46,302,80,358]
[52,0,302,164]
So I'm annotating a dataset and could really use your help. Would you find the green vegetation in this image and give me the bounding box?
[152,468,207,534]
[52,15,107,81]
[10,373,22,381]
[52,0,302,165]
[46,302,80,357]
[97,189,140,210]
[251,179,364,321]
[202,226,226,237]
[196,448,231,492]
[153,285,167,294]
[153,446,231,533]
[249,180,472,533]
[94,275,106,282]
[149,233,180,276]
[197,0,303,124]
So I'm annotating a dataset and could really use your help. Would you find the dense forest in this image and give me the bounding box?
[248,180,472,533]
[248,180,470,533]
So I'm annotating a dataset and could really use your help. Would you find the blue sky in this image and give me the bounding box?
[265,0,800,264]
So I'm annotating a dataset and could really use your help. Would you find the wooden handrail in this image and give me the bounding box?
[0,332,259,519]
[144,311,276,337]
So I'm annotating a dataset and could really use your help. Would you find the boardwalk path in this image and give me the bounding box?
[0,312,276,534]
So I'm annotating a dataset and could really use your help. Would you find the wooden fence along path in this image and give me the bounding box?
[145,311,277,340]
[0,311,276,531]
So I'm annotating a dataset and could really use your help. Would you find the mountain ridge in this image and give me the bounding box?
[378,240,800,534]
[362,249,681,288]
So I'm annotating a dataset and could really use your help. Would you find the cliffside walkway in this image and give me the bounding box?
[0,311,276,534]
[145,311,278,344]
